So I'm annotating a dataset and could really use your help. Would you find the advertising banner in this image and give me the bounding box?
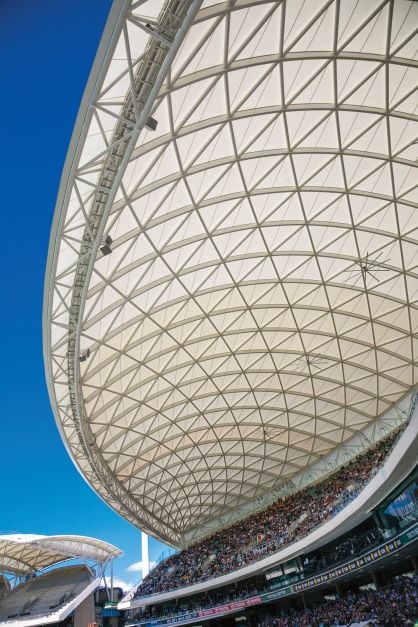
[198,596,262,617]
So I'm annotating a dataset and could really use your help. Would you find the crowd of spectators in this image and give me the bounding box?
[302,528,382,576]
[134,429,401,597]
[132,525,387,622]
[259,574,418,626]
[131,572,418,626]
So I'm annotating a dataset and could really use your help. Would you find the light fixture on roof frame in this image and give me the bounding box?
[79,348,90,363]
[262,424,288,441]
[293,354,328,371]
[100,235,113,256]
[340,252,391,285]
[145,116,158,131]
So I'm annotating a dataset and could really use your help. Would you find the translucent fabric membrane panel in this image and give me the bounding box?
[46,0,417,546]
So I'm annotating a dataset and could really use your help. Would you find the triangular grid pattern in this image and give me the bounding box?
[46,0,417,547]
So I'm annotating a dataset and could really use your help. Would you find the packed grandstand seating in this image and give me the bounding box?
[0,565,93,622]
[260,574,418,626]
[302,527,382,575]
[132,527,387,620]
[132,574,418,625]
[134,429,401,597]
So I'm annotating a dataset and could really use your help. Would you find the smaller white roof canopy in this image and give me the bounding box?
[0,534,122,576]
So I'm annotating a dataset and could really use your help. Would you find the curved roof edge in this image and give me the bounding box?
[43,0,204,549]
[0,534,122,576]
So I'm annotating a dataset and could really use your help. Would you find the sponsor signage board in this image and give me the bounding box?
[198,596,262,617]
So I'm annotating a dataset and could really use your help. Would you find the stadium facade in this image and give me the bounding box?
[43,0,417,624]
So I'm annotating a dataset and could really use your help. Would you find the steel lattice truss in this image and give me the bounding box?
[44,0,417,547]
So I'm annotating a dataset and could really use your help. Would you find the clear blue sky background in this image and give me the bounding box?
[0,0,171,589]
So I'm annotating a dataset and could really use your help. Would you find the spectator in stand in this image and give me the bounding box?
[134,429,402,597]
[258,574,418,626]
[131,573,418,625]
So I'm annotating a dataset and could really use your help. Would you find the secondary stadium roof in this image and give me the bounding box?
[0,535,122,576]
[44,0,417,547]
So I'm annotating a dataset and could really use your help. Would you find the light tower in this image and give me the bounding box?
[141,531,149,580]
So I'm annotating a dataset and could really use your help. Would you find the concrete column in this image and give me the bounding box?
[411,555,418,573]
[372,511,382,531]
[371,571,380,591]
[373,510,392,535]
[74,593,95,627]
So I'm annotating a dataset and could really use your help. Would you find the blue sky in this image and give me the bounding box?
[0,0,171,590]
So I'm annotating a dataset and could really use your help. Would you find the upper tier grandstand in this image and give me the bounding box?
[131,427,403,596]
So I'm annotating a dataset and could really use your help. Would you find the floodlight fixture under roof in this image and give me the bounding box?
[79,348,90,363]
[100,235,113,256]
[145,116,158,131]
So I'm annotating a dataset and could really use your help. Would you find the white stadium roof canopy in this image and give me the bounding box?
[0,535,122,576]
[44,0,417,547]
